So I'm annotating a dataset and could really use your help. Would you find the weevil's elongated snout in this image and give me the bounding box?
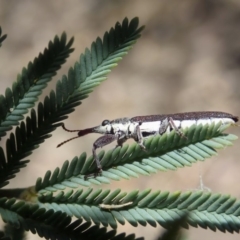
[78,123,112,136]
[90,124,113,135]
[78,127,95,136]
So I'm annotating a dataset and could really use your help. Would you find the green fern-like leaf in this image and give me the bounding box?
[0,17,144,189]
[158,214,187,240]
[54,17,144,112]
[3,223,25,240]
[0,32,74,138]
[0,197,140,240]
[0,107,56,188]
[36,122,237,191]
[36,188,240,233]
[0,232,11,240]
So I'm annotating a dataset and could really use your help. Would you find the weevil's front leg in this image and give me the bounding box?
[85,134,117,179]
[116,134,127,148]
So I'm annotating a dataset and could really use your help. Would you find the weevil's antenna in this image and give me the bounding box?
[61,123,80,132]
[57,123,95,147]
[57,136,81,148]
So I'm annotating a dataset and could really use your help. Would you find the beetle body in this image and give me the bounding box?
[57,111,238,178]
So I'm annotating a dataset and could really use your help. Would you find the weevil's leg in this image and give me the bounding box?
[112,131,125,148]
[116,135,127,148]
[136,124,146,150]
[168,117,188,139]
[85,134,117,179]
[159,118,169,135]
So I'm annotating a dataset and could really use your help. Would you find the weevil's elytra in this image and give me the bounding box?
[57,111,238,178]
[131,111,238,122]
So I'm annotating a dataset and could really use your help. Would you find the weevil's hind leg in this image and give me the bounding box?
[168,117,188,139]
[84,134,117,180]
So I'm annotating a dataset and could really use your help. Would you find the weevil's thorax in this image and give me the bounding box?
[110,118,132,138]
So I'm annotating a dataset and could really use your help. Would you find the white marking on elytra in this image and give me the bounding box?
[138,118,235,137]
[180,120,195,129]
[139,121,162,132]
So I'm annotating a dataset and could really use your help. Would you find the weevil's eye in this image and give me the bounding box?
[102,119,110,126]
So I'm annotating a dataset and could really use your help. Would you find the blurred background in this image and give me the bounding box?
[1,0,240,239]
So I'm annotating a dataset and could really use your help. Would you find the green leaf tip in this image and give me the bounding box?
[0,18,145,190]
[0,32,74,139]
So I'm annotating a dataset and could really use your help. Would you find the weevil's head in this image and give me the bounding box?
[87,118,132,136]
[87,119,113,135]
[57,118,132,148]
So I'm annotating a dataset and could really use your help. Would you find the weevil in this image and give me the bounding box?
[57,111,238,178]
